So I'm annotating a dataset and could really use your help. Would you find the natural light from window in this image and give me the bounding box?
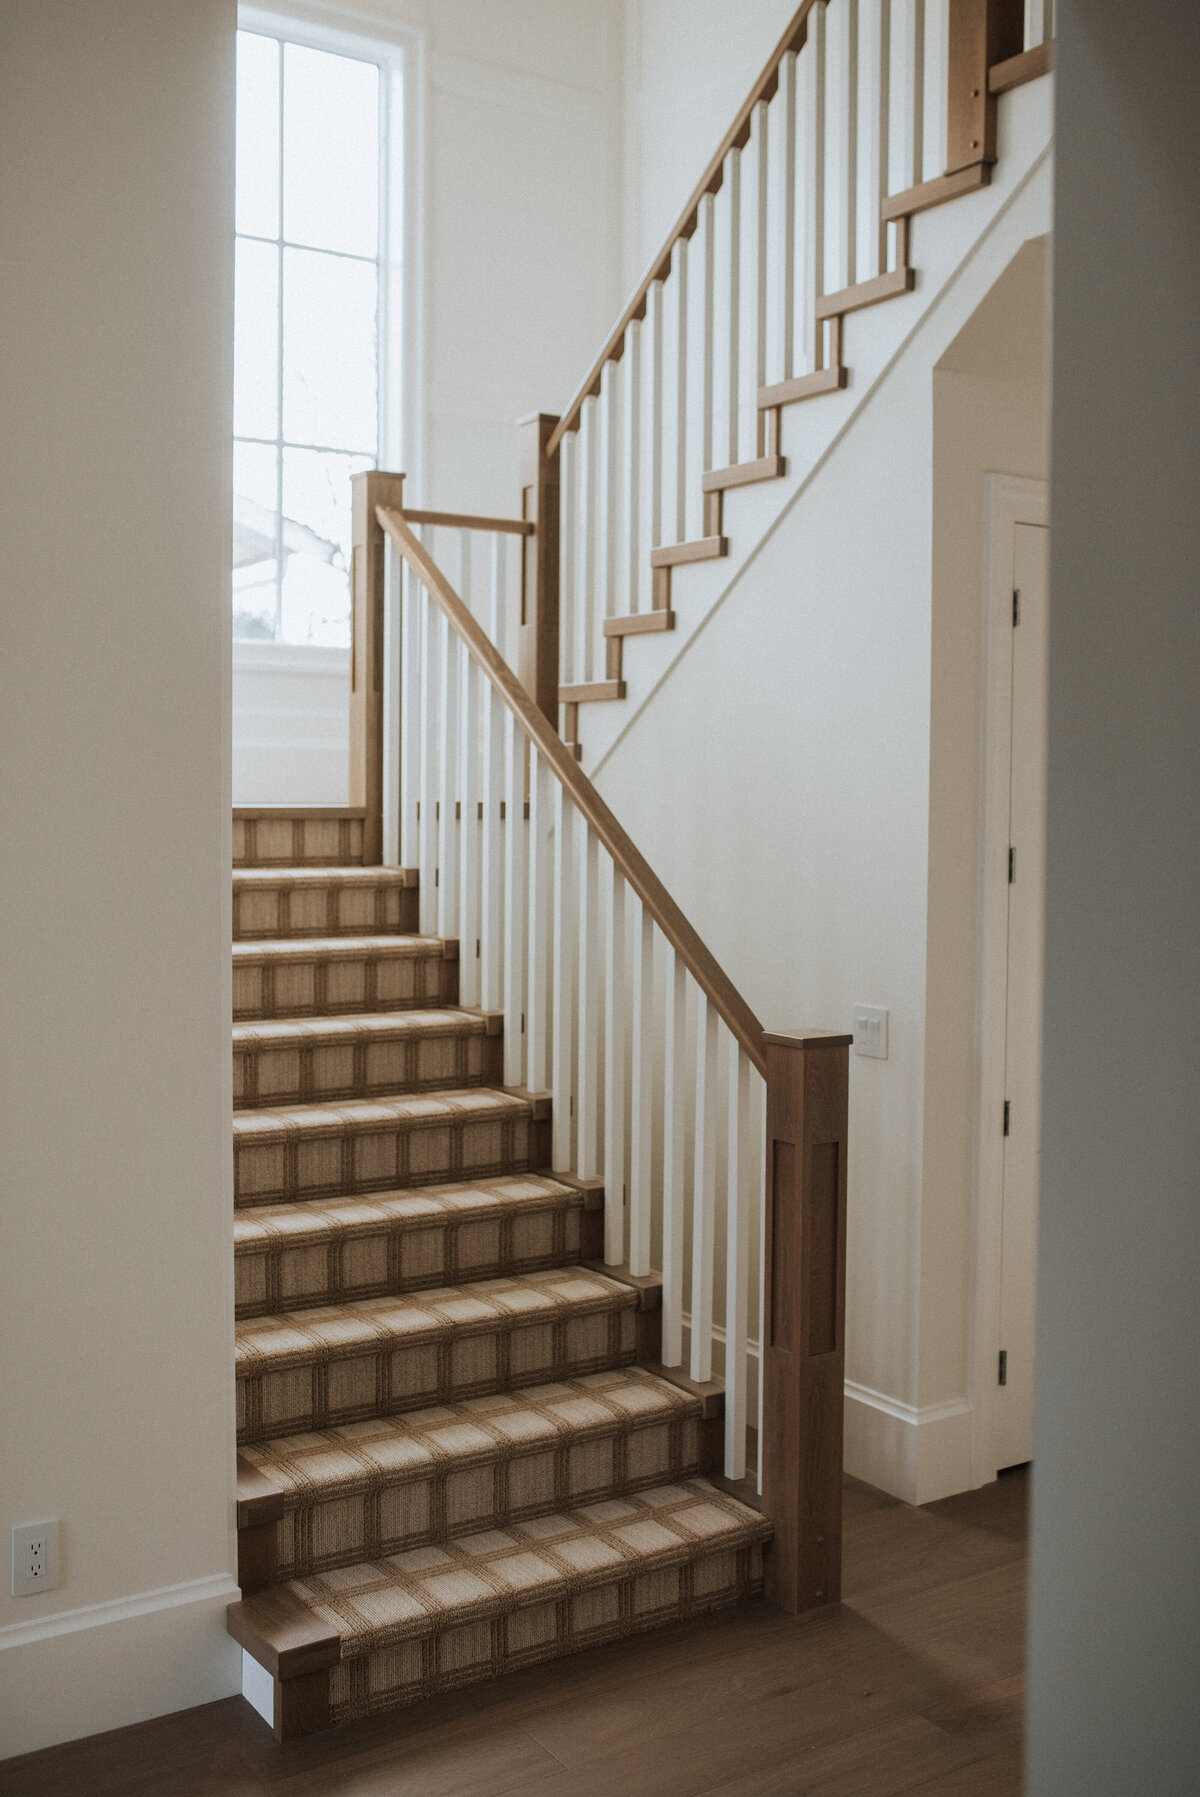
[233,27,389,645]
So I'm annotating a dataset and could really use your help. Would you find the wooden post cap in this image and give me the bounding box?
[763,1028,854,1050]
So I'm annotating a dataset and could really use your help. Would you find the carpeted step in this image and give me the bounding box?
[233,1088,536,1210]
[233,935,455,1023]
[233,1480,770,1726]
[234,1009,498,1111]
[235,1266,638,1443]
[240,1366,703,1578]
[233,866,418,942]
[234,1173,593,1318]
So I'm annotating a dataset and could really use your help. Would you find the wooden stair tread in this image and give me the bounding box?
[233,866,416,888]
[233,1477,771,1715]
[234,1172,581,1252]
[232,1085,531,1141]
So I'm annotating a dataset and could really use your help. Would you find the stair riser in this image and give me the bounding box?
[235,1110,532,1209]
[326,1543,763,1725]
[234,1027,497,1111]
[234,950,455,1022]
[234,813,364,869]
[235,1198,597,1318]
[236,1304,637,1443]
[265,1414,702,1580]
[234,882,418,942]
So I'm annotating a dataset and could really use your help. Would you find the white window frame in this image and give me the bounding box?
[234,2,424,654]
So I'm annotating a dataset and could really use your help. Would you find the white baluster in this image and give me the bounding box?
[502,714,526,1088]
[597,358,619,630]
[628,900,654,1278]
[526,743,550,1092]
[623,319,642,614]
[661,950,688,1365]
[670,236,688,543]
[559,430,577,698]
[488,531,506,663]
[724,1039,754,1478]
[436,609,459,941]
[825,0,859,295]
[690,994,719,1384]
[688,193,715,532]
[417,579,439,935]
[744,100,770,450]
[857,0,891,283]
[575,824,600,1180]
[602,859,626,1264]
[645,280,664,565]
[1025,0,1051,51]
[766,52,798,387]
[551,783,575,1171]
[756,1072,767,1495]
[479,679,504,1011]
[456,638,480,1007]
[399,559,421,869]
[921,0,948,184]
[889,0,924,197]
[800,9,827,373]
[381,539,401,866]
[718,146,741,468]
[578,395,597,680]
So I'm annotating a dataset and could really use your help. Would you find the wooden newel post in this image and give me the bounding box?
[761,1026,853,1613]
[517,413,561,729]
[350,469,407,866]
[945,0,1024,175]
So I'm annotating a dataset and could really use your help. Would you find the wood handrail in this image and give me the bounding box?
[545,0,818,457]
[377,505,767,1074]
[403,507,534,537]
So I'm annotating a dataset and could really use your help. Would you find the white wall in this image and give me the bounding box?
[0,0,239,1759]
[587,128,1052,1505]
[1027,2,1200,1789]
[620,0,799,288]
[233,646,349,805]
[236,0,626,804]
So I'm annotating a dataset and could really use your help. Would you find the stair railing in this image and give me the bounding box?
[521,0,1055,749]
[372,490,852,1612]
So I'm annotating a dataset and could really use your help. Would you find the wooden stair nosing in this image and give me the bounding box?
[649,535,728,569]
[816,263,915,320]
[758,365,846,409]
[602,610,676,637]
[227,1583,340,1682]
[701,454,786,492]
[558,680,626,704]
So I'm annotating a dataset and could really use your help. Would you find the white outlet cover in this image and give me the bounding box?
[853,1005,889,1059]
[12,1520,60,1597]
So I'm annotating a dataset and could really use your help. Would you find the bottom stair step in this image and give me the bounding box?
[231,1478,770,1731]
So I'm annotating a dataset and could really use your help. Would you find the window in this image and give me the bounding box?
[233,19,405,644]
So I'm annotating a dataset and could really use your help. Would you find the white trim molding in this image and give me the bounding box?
[844,1381,975,1506]
[971,473,1049,1489]
[0,1575,240,1760]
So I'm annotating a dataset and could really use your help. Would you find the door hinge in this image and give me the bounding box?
[998,1349,1008,1386]
[1003,1099,1011,1136]
[1008,846,1016,883]
[1013,589,1020,626]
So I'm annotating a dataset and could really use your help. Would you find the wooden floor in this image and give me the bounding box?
[0,1470,1028,1797]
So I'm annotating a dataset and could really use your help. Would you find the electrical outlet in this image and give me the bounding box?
[12,1521,59,1597]
[853,1005,889,1059]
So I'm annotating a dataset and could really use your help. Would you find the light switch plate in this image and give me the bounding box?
[853,1005,889,1059]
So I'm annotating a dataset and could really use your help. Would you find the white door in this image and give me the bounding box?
[994,521,1050,1471]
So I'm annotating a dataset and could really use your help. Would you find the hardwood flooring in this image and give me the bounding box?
[0,1469,1029,1797]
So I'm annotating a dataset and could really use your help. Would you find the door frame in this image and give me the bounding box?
[970,473,1049,1487]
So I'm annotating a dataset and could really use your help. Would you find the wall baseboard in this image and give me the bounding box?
[0,1575,241,1761]
[844,1381,974,1506]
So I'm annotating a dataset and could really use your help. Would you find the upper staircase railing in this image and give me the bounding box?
[511,0,1054,749]
[354,478,852,1612]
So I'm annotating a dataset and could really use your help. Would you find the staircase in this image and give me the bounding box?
[227,0,1056,1743]
[228,849,770,1737]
